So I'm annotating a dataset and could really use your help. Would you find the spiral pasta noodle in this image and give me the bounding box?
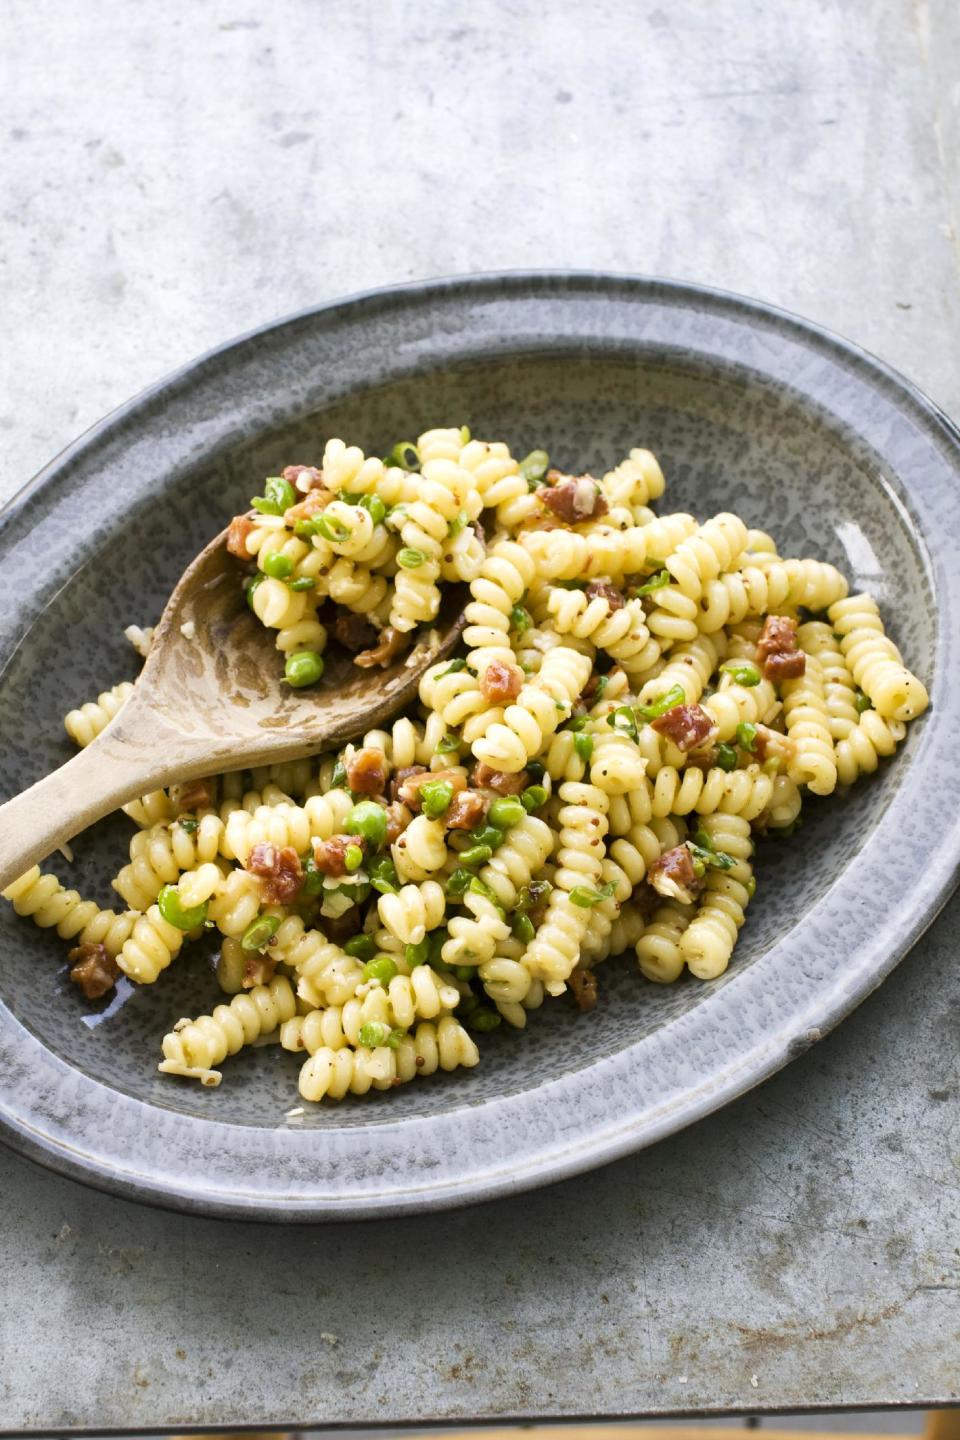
[828,593,929,722]
[64,681,135,748]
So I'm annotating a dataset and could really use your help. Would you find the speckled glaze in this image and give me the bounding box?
[1,273,958,1220]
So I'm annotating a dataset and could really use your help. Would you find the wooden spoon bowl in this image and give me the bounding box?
[0,529,465,890]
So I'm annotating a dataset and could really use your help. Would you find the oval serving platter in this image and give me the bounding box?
[1,273,959,1221]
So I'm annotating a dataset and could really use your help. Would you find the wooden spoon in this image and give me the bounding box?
[0,530,465,891]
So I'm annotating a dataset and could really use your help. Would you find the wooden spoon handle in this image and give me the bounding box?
[0,701,210,892]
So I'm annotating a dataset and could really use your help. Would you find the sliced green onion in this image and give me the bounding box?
[488,796,525,829]
[447,511,468,538]
[715,742,738,772]
[368,856,399,894]
[262,550,293,579]
[251,475,297,516]
[361,955,398,985]
[631,568,671,597]
[854,689,873,714]
[419,779,454,819]
[510,604,532,633]
[246,573,265,610]
[428,927,449,965]
[157,885,209,932]
[446,868,472,899]
[358,1021,391,1048]
[385,441,420,471]
[240,913,281,951]
[329,759,349,789]
[397,547,428,569]
[177,818,199,834]
[469,824,505,851]
[459,844,493,869]
[436,732,461,754]
[436,657,467,677]
[720,660,761,687]
[521,784,548,812]
[358,494,386,525]
[512,912,536,943]
[637,684,685,719]
[345,800,388,849]
[344,933,376,961]
[301,857,325,896]
[607,705,639,741]
[468,876,500,906]
[568,882,616,908]
[519,449,550,489]
[283,650,325,688]
[566,715,587,732]
[287,576,315,591]
[313,514,351,544]
[573,733,594,763]
[746,876,757,899]
[736,721,758,752]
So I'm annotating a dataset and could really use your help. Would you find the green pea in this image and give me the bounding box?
[301,857,325,896]
[510,604,532,633]
[436,732,461,754]
[358,494,386,525]
[521,784,548,812]
[637,684,685,719]
[488,796,525,829]
[428,927,448,965]
[419,779,454,819]
[519,449,550,489]
[631,569,670,596]
[468,1007,502,1032]
[283,650,325,687]
[720,661,761,687]
[459,844,493,869]
[573,733,594,763]
[240,913,281,951]
[405,938,430,968]
[251,475,297,516]
[246,573,265,610]
[368,855,399,894]
[454,965,475,981]
[385,441,420,471]
[457,992,479,1016]
[468,824,504,851]
[512,912,535,943]
[287,576,315,591]
[736,721,758,752]
[362,955,398,985]
[262,550,293,579]
[854,689,873,714]
[397,547,428,569]
[157,884,209,932]
[746,876,757,899]
[345,800,388,849]
[715,742,738,772]
[526,760,546,781]
[344,933,376,960]
[358,1021,392,1048]
[446,868,472,899]
[344,843,364,872]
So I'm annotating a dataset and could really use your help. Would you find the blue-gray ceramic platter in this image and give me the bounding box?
[2,273,959,1221]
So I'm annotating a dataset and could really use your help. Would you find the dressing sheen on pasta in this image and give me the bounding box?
[1,432,930,1103]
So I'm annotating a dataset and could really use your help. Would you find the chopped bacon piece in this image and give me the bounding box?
[568,967,598,1013]
[650,703,717,753]
[480,659,524,705]
[649,845,703,904]
[541,473,608,524]
[226,514,255,559]
[384,801,412,845]
[754,724,795,767]
[67,943,120,1000]
[444,789,489,830]
[396,767,467,810]
[171,778,216,813]
[471,762,529,795]
[284,489,330,523]
[282,464,324,492]
[311,834,359,878]
[390,765,428,802]
[585,580,625,611]
[355,625,408,669]
[333,612,380,653]
[246,842,304,903]
[757,614,806,681]
[243,951,278,988]
[345,747,388,796]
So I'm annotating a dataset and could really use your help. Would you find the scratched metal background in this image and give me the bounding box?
[1,0,959,1431]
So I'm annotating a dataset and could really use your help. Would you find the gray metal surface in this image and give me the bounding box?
[1,0,958,1428]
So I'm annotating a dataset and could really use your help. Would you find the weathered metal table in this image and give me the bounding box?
[1,0,958,1430]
